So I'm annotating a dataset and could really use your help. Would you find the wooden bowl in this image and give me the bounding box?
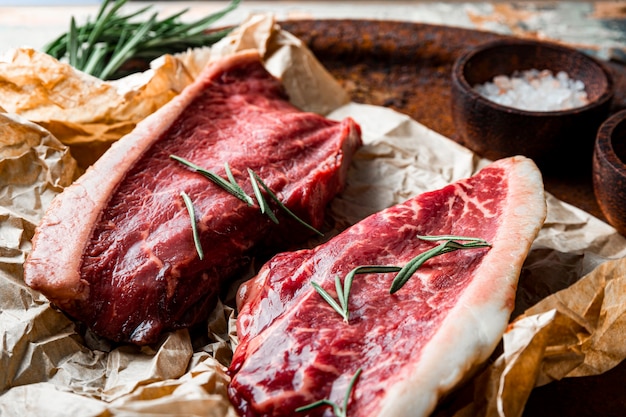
[593,110,626,235]
[451,39,614,173]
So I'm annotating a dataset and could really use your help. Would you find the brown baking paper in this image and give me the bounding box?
[2,12,626,417]
[441,255,626,417]
[0,48,193,169]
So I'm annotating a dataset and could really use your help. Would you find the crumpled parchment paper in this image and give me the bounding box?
[1,12,626,417]
[0,49,192,169]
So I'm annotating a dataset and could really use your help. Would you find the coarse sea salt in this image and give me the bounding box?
[473,69,589,112]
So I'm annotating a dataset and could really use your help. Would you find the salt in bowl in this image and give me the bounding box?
[451,38,614,172]
[593,109,626,236]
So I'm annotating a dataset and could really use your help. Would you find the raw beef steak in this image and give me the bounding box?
[24,51,362,345]
[229,156,546,417]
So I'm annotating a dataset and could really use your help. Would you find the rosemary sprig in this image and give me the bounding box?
[170,155,254,205]
[414,235,491,243]
[295,368,363,417]
[312,235,490,321]
[170,155,323,236]
[44,0,240,80]
[312,266,401,322]
[248,169,279,224]
[389,235,491,294]
[180,191,204,260]
[248,169,323,236]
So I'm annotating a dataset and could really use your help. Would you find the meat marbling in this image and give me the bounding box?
[24,51,362,345]
[228,156,546,417]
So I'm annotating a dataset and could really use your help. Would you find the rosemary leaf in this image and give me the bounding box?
[98,12,157,80]
[170,155,253,205]
[180,191,203,260]
[44,0,239,80]
[335,274,348,312]
[223,162,255,206]
[224,161,239,188]
[68,17,79,68]
[297,399,339,416]
[82,43,109,76]
[311,281,347,322]
[171,155,323,236]
[248,169,324,237]
[84,0,131,65]
[314,265,401,322]
[389,235,491,294]
[341,265,401,319]
[295,368,362,417]
[389,242,447,294]
[343,368,362,414]
[93,0,114,23]
[417,235,490,244]
[247,168,279,224]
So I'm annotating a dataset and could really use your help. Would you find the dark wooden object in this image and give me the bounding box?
[451,38,613,173]
[593,110,626,235]
[281,19,626,221]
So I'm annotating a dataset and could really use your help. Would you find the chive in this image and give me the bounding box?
[180,191,203,260]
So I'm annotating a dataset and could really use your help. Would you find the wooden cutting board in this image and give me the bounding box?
[280,19,626,417]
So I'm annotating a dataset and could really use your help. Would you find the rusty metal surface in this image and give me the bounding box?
[281,19,626,221]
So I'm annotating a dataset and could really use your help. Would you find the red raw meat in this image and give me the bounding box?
[24,51,362,345]
[228,156,546,417]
